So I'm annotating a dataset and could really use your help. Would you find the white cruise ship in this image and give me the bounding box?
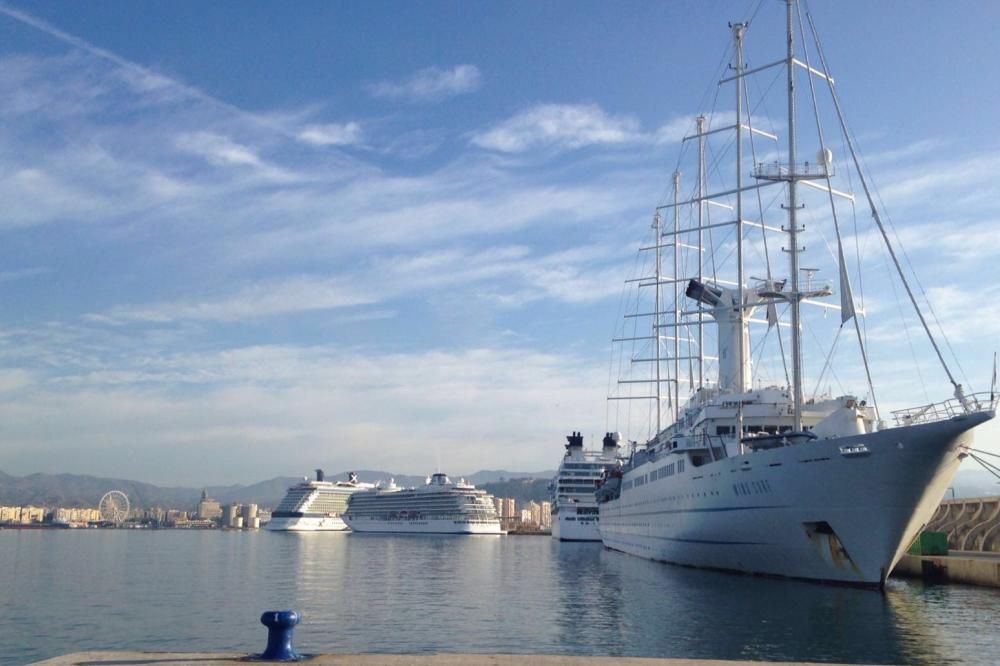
[551,432,619,541]
[266,470,373,532]
[343,473,503,535]
[595,0,995,588]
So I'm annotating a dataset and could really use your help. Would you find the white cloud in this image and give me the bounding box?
[367,64,482,102]
[175,131,263,168]
[298,122,364,147]
[471,103,642,153]
[0,344,609,484]
[94,275,375,324]
[469,107,743,154]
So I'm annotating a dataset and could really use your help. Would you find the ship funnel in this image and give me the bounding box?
[348,471,358,484]
[315,469,325,482]
[602,432,621,453]
[565,431,584,451]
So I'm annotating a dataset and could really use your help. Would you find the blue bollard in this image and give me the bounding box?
[258,610,302,661]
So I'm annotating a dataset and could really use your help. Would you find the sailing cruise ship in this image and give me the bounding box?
[551,432,619,541]
[266,470,373,532]
[343,473,503,535]
[596,0,995,587]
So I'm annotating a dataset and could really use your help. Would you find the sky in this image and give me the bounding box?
[1,0,999,486]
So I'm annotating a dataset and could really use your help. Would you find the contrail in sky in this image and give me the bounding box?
[0,2,301,140]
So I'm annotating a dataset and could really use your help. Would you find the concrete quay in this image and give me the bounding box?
[925,496,1000,553]
[31,653,882,666]
[894,551,1000,587]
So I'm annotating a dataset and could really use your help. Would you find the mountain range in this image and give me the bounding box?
[2,466,994,511]
[0,468,556,510]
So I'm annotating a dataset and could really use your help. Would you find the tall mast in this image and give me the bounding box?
[653,210,663,434]
[785,0,804,430]
[733,20,748,445]
[696,115,707,390]
[672,171,682,422]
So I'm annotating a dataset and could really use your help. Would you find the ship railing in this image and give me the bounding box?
[890,392,998,427]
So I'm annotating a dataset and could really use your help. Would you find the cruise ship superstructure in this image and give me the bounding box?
[266,470,373,532]
[596,0,995,588]
[343,473,503,535]
[551,432,619,541]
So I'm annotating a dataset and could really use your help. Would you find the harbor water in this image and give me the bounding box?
[2,530,998,665]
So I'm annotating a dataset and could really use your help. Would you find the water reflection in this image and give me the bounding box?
[2,531,997,665]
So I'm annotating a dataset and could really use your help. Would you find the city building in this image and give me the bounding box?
[196,489,222,521]
[52,507,101,525]
[540,501,552,529]
[241,503,260,529]
[222,503,240,527]
[0,506,46,524]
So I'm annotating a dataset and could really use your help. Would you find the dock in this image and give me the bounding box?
[31,653,881,666]
[924,496,1000,552]
[894,550,1000,587]
[888,495,1000,588]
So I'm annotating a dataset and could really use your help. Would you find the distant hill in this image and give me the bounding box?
[4,465,990,512]
[0,468,555,511]
[480,477,552,505]
[953,468,1000,498]
[467,470,555,484]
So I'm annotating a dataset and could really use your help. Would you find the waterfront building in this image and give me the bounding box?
[52,507,101,525]
[164,509,189,525]
[196,490,222,521]
[540,501,552,528]
[0,506,45,524]
[222,504,240,527]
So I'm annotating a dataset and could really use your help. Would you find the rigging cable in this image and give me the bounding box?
[806,8,969,407]
[795,2,879,419]
[742,70,791,389]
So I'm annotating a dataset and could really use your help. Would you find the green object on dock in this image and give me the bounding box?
[907,531,949,556]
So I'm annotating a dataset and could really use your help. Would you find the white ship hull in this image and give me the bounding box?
[599,413,988,587]
[264,515,348,532]
[344,515,503,535]
[552,511,601,542]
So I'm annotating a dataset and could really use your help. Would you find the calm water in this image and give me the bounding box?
[1,530,998,665]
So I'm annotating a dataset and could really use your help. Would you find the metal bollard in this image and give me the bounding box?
[258,610,302,661]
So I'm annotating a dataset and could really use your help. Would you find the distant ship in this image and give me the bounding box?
[595,0,995,588]
[551,432,619,541]
[266,470,373,532]
[343,473,503,535]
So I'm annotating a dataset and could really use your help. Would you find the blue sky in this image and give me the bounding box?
[1,0,999,486]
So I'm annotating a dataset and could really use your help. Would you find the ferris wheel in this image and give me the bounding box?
[99,490,130,525]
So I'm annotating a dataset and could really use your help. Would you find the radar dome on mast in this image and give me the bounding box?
[817,147,833,165]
